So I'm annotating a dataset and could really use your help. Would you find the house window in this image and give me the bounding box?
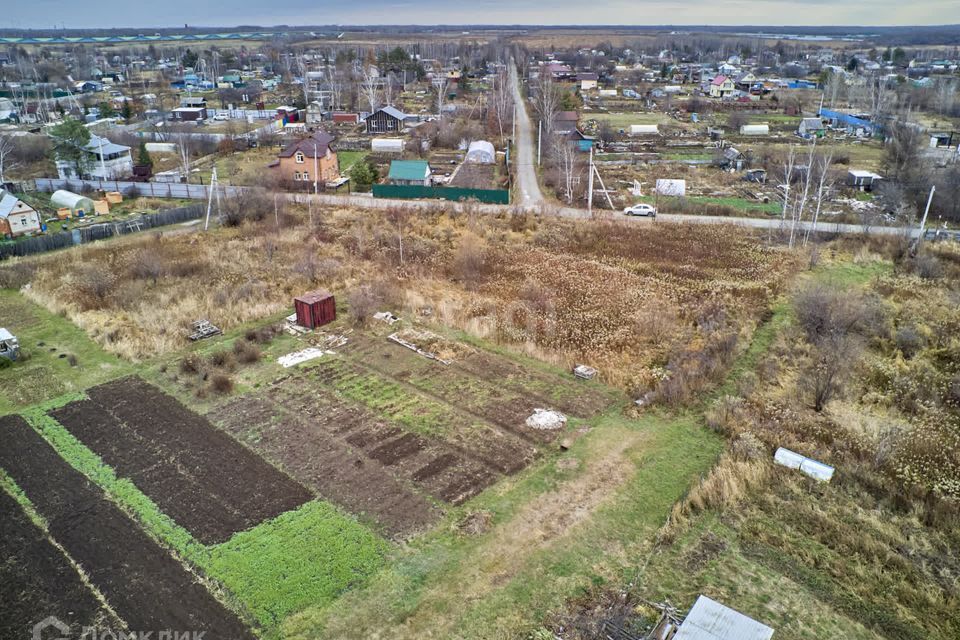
[293,172,301,181]
[295,152,305,164]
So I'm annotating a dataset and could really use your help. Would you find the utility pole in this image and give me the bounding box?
[917,184,936,247]
[204,167,218,231]
[537,120,542,166]
[587,145,594,216]
[313,142,319,194]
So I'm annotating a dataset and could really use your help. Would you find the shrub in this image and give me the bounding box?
[894,325,926,359]
[347,285,380,326]
[179,354,203,375]
[210,374,234,394]
[233,340,261,364]
[207,350,236,370]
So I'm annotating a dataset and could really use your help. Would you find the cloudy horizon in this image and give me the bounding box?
[4,0,959,30]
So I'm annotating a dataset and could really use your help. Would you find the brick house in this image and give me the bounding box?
[269,131,340,188]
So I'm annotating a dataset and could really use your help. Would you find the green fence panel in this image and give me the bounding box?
[372,184,509,205]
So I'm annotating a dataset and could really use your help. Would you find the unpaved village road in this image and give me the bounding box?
[509,59,545,207]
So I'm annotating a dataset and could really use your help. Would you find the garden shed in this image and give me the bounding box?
[294,290,336,329]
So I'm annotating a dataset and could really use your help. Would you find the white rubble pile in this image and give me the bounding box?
[525,408,568,430]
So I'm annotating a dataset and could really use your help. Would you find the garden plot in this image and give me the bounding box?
[209,330,618,537]
[0,487,115,638]
[340,333,599,445]
[51,377,313,544]
[208,392,441,537]
[0,415,255,639]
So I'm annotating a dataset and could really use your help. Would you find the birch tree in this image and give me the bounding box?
[326,69,344,111]
[805,151,834,245]
[780,145,797,227]
[554,139,581,204]
[0,135,21,183]
[533,72,561,137]
[360,66,381,113]
[490,67,513,144]
[433,73,449,116]
[790,140,818,248]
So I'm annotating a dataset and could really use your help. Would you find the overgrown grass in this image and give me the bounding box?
[206,500,389,629]
[0,291,131,413]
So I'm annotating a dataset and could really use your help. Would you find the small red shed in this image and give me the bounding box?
[294,290,336,329]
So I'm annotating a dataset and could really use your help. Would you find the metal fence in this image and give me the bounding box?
[34,178,244,200]
[0,205,205,260]
[372,184,510,205]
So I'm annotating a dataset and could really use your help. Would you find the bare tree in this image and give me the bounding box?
[172,133,192,178]
[804,150,834,245]
[326,69,344,111]
[553,139,581,204]
[360,66,381,113]
[490,67,513,144]
[532,73,561,137]
[0,135,22,183]
[433,73,450,116]
[790,140,818,248]
[825,71,845,108]
[780,145,797,225]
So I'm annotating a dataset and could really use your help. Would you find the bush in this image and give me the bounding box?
[347,285,380,326]
[894,325,926,359]
[210,374,234,394]
[233,340,261,364]
[179,354,203,375]
[207,350,236,370]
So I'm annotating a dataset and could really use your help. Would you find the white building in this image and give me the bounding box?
[0,189,42,238]
[56,134,133,180]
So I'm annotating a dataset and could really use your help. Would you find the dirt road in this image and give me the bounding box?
[508,60,545,206]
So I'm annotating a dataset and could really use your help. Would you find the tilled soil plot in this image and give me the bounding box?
[209,394,439,538]
[342,335,558,446]
[308,358,536,474]
[52,377,312,544]
[0,415,255,639]
[0,487,114,639]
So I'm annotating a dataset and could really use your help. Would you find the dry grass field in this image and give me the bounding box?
[10,207,798,396]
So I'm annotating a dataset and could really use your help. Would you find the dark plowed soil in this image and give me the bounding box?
[51,400,250,545]
[0,415,255,639]
[55,377,313,544]
[212,396,438,538]
[367,433,427,465]
[0,487,112,639]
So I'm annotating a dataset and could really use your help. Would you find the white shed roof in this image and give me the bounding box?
[674,596,774,640]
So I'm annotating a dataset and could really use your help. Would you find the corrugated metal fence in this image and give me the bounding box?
[0,204,205,260]
[34,178,245,200]
[372,184,510,205]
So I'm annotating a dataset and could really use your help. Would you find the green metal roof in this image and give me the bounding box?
[387,160,430,181]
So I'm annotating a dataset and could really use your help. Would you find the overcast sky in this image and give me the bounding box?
[4,0,958,29]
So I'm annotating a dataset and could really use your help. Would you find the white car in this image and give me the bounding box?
[623,204,657,217]
[213,113,230,121]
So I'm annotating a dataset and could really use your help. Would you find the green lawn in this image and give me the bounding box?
[0,291,131,414]
[338,150,369,173]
